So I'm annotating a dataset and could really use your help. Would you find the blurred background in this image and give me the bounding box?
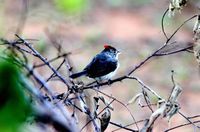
[0,0,200,131]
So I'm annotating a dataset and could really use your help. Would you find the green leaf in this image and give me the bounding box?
[0,58,32,132]
[54,0,88,14]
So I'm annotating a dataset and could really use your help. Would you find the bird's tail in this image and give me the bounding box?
[70,70,87,79]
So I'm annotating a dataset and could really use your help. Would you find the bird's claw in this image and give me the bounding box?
[108,79,112,86]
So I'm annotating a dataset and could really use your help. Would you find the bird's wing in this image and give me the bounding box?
[84,54,117,78]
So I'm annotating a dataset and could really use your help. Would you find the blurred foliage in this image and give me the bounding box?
[175,66,188,81]
[35,39,47,54]
[0,3,5,37]
[85,29,103,44]
[105,0,125,8]
[0,57,32,132]
[105,0,153,8]
[54,0,89,14]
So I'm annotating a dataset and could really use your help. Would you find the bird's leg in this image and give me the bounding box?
[107,79,112,86]
[94,79,100,96]
[95,79,100,86]
[96,80,101,90]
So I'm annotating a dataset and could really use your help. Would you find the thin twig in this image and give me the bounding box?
[15,34,71,89]
[110,121,138,132]
[80,98,115,132]
[165,120,200,132]
[178,111,200,130]
[112,119,146,132]
[34,53,69,68]
[90,88,140,131]
[161,8,169,40]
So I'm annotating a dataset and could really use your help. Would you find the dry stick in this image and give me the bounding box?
[13,53,68,119]
[64,56,76,86]
[165,120,200,132]
[141,79,184,131]
[63,95,95,132]
[82,76,127,89]
[142,90,154,113]
[79,95,101,132]
[83,75,161,130]
[15,45,37,56]
[138,103,157,108]
[80,94,138,132]
[80,99,116,132]
[128,76,162,99]
[188,115,200,119]
[166,15,198,44]
[45,30,74,78]
[1,55,74,131]
[1,39,37,57]
[167,70,176,101]
[63,54,82,124]
[111,119,146,132]
[146,114,160,131]
[24,64,76,128]
[90,88,140,131]
[15,34,71,89]
[39,59,66,90]
[64,56,74,75]
[133,76,156,113]
[34,53,68,68]
[128,14,198,76]
[63,54,80,122]
[6,39,74,114]
[19,78,73,132]
[5,41,69,97]
[63,53,88,122]
[178,111,200,130]
[67,96,129,132]
[109,121,138,132]
[97,98,115,116]
[66,99,83,112]
[154,43,193,56]
[168,72,200,130]
[161,8,170,40]
[127,37,170,76]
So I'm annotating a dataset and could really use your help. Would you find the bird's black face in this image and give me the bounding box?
[102,45,120,57]
[110,48,120,56]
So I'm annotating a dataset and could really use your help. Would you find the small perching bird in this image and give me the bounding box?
[70,45,120,81]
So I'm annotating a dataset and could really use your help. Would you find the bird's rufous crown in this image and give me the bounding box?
[104,44,113,49]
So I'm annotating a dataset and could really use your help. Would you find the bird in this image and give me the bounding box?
[70,44,120,81]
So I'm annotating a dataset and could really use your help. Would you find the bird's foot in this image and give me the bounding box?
[107,79,112,86]
[94,80,101,90]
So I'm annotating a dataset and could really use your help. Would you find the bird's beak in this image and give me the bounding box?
[117,50,121,54]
